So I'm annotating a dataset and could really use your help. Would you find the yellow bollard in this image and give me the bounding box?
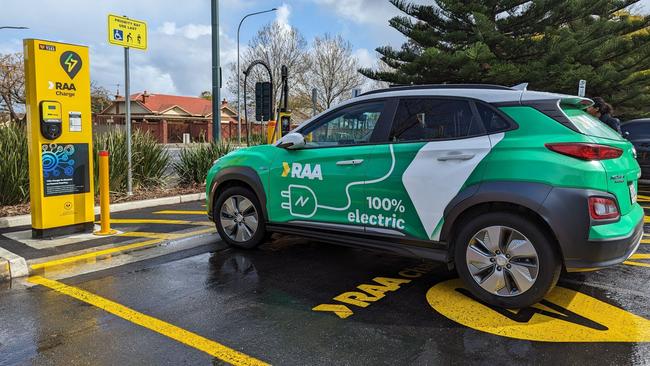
[94,150,117,236]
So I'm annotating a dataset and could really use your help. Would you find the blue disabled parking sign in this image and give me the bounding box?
[113,29,123,41]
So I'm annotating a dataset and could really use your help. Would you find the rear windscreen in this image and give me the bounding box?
[562,107,623,141]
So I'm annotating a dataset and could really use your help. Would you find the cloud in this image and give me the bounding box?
[276,3,292,32]
[313,0,398,26]
[158,22,212,40]
[353,48,376,69]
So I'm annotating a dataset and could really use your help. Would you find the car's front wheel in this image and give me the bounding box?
[454,212,561,309]
[214,186,266,249]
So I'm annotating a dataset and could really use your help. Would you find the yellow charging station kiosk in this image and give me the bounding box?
[24,39,94,238]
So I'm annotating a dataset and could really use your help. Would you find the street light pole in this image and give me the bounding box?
[0,26,28,30]
[211,0,221,142]
[237,8,277,146]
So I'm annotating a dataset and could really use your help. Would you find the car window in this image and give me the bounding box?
[476,103,511,132]
[390,98,483,142]
[562,107,623,141]
[301,102,384,147]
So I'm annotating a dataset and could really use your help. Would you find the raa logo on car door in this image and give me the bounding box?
[281,162,323,180]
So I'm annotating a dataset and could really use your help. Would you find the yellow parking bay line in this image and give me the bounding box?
[624,261,650,268]
[30,238,164,270]
[108,218,213,226]
[154,210,207,215]
[119,228,216,240]
[31,228,217,271]
[28,276,269,366]
[638,195,650,202]
[629,253,650,260]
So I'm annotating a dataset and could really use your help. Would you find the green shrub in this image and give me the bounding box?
[173,142,234,186]
[0,123,29,205]
[248,132,267,146]
[93,129,170,193]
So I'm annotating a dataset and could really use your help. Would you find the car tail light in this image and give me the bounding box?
[588,197,619,220]
[545,143,623,160]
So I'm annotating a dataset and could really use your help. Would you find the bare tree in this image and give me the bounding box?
[227,21,310,118]
[298,34,365,112]
[90,82,113,114]
[0,53,25,122]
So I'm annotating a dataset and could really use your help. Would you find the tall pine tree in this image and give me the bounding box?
[361,0,650,118]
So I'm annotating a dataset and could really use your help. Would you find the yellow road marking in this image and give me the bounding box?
[30,238,164,270]
[630,253,650,260]
[107,219,212,226]
[644,216,650,224]
[28,276,269,366]
[119,228,216,240]
[638,195,650,202]
[624,261,650,268]
[154,210,207,215]
[426,279,650,342]
[31,227,217,271]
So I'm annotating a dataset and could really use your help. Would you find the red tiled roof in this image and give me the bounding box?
[117,92,236,117]
[131,92,212,116]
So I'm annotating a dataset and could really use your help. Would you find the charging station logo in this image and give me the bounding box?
[59,51,82,79]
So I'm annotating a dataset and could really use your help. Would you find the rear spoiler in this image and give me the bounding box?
[560,97,593,110]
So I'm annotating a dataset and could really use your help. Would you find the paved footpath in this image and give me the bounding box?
[1,197,650,365]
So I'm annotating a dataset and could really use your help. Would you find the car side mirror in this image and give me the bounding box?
[277,132,306,150]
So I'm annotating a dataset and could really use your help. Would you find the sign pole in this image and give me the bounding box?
[124,46,133,196]
[108,14,147,196]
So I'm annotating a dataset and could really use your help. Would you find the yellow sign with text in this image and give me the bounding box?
[108,14,147,50]
[24,39,94,238]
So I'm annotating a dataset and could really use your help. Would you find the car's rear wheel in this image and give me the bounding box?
[214,186,266,249]
[454,212,561,309]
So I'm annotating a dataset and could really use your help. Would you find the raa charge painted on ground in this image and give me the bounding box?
[206,84,643,309]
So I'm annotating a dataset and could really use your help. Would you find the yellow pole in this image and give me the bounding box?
[94,150,117,236]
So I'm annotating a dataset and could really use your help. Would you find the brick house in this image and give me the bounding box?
[94,92,260,143]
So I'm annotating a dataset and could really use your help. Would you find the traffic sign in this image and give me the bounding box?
[108,14,147,50]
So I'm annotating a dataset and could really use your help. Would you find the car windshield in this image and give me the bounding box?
[562,107,623,141]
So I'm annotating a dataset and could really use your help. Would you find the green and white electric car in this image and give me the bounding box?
[206,84,643,308]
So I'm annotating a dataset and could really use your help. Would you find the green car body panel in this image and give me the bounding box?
[206,86,643,272]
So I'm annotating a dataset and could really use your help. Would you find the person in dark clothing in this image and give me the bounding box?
[587,97,622,135]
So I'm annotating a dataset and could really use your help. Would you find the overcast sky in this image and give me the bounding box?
[1,0,649,99]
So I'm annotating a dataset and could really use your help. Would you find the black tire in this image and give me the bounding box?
[214,186,266,249]
[454,211,561,309]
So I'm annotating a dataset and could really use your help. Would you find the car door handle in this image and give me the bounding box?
[437,154,476,161]
[336,159,364,166]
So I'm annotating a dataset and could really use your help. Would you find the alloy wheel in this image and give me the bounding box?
[220,195,259,242]
[465,226,539,297]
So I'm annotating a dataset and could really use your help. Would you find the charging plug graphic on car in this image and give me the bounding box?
[280,185,318,218]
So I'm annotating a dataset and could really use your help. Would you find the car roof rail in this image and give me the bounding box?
[360,83,514,97]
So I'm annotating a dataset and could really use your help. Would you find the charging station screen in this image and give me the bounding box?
[41,143,90,197]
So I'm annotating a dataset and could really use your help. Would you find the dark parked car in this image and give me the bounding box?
[622,119,650,179]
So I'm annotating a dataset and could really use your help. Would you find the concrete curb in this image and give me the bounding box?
[0,230,221,282]
[0,192,207,229]
[0,247,29,280]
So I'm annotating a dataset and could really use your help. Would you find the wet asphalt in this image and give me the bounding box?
[1,203,650,364]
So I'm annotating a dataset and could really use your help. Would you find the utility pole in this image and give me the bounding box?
[211,0,221,142]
